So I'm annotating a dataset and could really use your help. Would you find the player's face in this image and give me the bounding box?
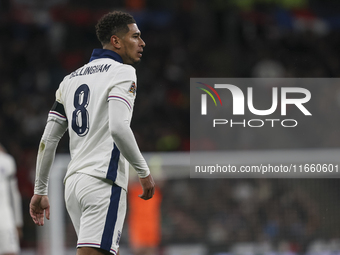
[120,23,145,65]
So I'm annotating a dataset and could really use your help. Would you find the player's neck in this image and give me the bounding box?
[102,45,123,61]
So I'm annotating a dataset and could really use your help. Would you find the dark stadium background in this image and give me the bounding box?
[1,0,340,254]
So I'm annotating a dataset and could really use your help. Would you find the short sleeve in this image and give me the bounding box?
[108,65,137,111]
[55,75,68,105]
[56,87,63,104]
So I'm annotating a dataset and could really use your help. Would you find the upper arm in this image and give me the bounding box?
[47,77,68,125]
[42,99,68,142]
[108,99,131,136]
[49,84,68,122]
[49,101,67,121]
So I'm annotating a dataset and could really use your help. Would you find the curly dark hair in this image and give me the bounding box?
[95,11,136,45]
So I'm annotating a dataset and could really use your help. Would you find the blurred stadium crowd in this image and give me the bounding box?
[1,0,340,253]
[161,178,340,254]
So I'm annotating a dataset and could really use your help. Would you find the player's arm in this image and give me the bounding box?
[30,101,68,226]
[108,99,155,200]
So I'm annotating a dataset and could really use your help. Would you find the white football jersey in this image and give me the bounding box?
[0,151,22,229]
[0,152,21,254]
[50,49,138,190]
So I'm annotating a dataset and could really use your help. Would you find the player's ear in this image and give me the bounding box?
[110,35,121,49]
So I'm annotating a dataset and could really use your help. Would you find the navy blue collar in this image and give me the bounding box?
[89,49,123,63]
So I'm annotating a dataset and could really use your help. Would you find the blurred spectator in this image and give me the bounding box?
[0,143,23,255]
[128,182,162,255]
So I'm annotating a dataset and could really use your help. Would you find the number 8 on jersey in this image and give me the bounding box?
[72,84,90,137]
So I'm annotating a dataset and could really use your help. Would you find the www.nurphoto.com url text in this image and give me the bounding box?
[194,163,339,175]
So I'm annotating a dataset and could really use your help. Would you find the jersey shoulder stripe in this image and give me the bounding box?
[107,96,132,110]
[49,110,67,119]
